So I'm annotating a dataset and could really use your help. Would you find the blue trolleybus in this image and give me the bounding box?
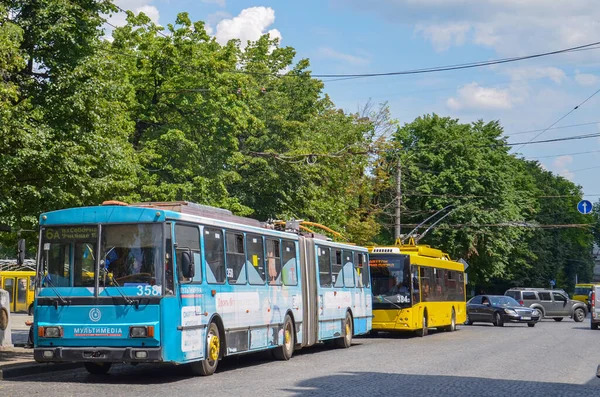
[33,201,372,375]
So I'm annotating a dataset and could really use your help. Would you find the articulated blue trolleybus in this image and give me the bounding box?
[33,201,372,375]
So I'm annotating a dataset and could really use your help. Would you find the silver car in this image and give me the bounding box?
[505,288,587,322]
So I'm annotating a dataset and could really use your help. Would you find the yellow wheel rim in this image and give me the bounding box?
[284,328,291,345]
[208,334,220,361]
[346,323,351,337]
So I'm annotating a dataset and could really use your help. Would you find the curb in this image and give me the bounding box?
[0,361,81,380]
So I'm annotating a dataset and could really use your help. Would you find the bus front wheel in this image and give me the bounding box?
[191,322,220,376]
[416,313,428,337]
[84,362,112,375]
[273,314,294,360]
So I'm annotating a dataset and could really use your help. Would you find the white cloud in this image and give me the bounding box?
[318,47,370,65]
[215,7,282,48]
[574,71,599,86]
[552,155,574,180]
[200,0,226,6]
[447,82,513,110]
[340,0,600,58]
[415,23,470,52]
[109,1,160,26]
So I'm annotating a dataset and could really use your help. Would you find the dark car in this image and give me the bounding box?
[465,295,541,327]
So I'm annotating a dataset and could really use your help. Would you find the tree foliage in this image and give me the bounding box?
[0,3,595,293]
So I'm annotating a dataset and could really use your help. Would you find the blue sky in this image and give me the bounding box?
[112,1,600,203]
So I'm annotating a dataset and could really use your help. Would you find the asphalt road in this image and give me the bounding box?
[2,318,600,396]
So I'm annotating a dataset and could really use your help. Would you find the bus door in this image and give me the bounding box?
[1,276,28,312]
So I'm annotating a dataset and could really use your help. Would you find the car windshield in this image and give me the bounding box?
[490,296,521,306]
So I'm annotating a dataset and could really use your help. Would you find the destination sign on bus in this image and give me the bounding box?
[369,258,396,267]
[44,227,97,241]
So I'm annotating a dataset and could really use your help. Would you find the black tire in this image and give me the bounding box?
[190,322,220,376]
[273,314,294,360]
[527,323,536,327]
[494,312,504,327]
[336,312,353,348]
[553,317,563,322]
[592,322,599,330]
[84,362,112,375]
[573,308,586,323]
[464,313,472,325]
[416,313,428,337]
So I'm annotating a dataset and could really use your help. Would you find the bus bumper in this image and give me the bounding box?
[34,346,162,363]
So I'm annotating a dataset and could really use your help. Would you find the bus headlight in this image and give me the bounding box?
[43,326,63,338]
[130,326,154,338]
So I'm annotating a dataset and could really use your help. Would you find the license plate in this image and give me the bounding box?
[522,317,531,320]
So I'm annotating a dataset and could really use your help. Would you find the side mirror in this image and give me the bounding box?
[181,251,195,279]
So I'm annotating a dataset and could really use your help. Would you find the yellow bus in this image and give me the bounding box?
[0,270,36,314]
[368,238,466,336]
[574,283,600,310]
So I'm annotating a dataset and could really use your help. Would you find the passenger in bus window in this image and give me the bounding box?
[422,281,430,301]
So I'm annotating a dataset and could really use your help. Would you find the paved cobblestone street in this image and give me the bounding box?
[2,319,600,396]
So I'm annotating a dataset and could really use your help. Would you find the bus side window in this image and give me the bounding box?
[266,239,282,285]
[247,234,265,285]
[411,265,420,304]
[354,252,364,288]
[343,250,354,287]
[317,246,332,287]
[362,253,370,287]
[332,249,343,287]
[175,224,201,283]
[204,228,225,284]
[281,240,297,286]
[226,232,246,284]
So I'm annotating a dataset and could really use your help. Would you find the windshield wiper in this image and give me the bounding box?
[40,273,69,308]
[377,295,406,310]
[102,268,139,309]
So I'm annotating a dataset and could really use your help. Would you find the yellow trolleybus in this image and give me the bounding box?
[368,238,466,336]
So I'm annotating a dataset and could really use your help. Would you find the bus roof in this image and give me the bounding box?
[39,201,367,252]
[368,237,465,270]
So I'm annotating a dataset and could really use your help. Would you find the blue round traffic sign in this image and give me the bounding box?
[577,200,593,214]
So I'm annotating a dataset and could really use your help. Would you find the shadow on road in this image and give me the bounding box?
[283,371,600,397]
[2,341,366,384]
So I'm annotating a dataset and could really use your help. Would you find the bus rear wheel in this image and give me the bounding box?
[191,322,220,376]
[84,362,112,375]
[273,314,294,360]
[335,312,353,348]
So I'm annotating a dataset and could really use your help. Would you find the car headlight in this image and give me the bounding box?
[504,309,517,315]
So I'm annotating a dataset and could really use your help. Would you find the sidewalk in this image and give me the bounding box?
[0,314,80,379]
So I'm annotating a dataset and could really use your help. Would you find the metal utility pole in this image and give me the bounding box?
[395,156,402,240]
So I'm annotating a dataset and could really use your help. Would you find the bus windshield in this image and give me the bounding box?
[370,254,412,309]
[100,224,163,287]
[40,224,163,292]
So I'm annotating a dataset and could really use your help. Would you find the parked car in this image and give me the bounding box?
[505,287,587,322]
[465,295,541,327]
[590,285,600,330]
